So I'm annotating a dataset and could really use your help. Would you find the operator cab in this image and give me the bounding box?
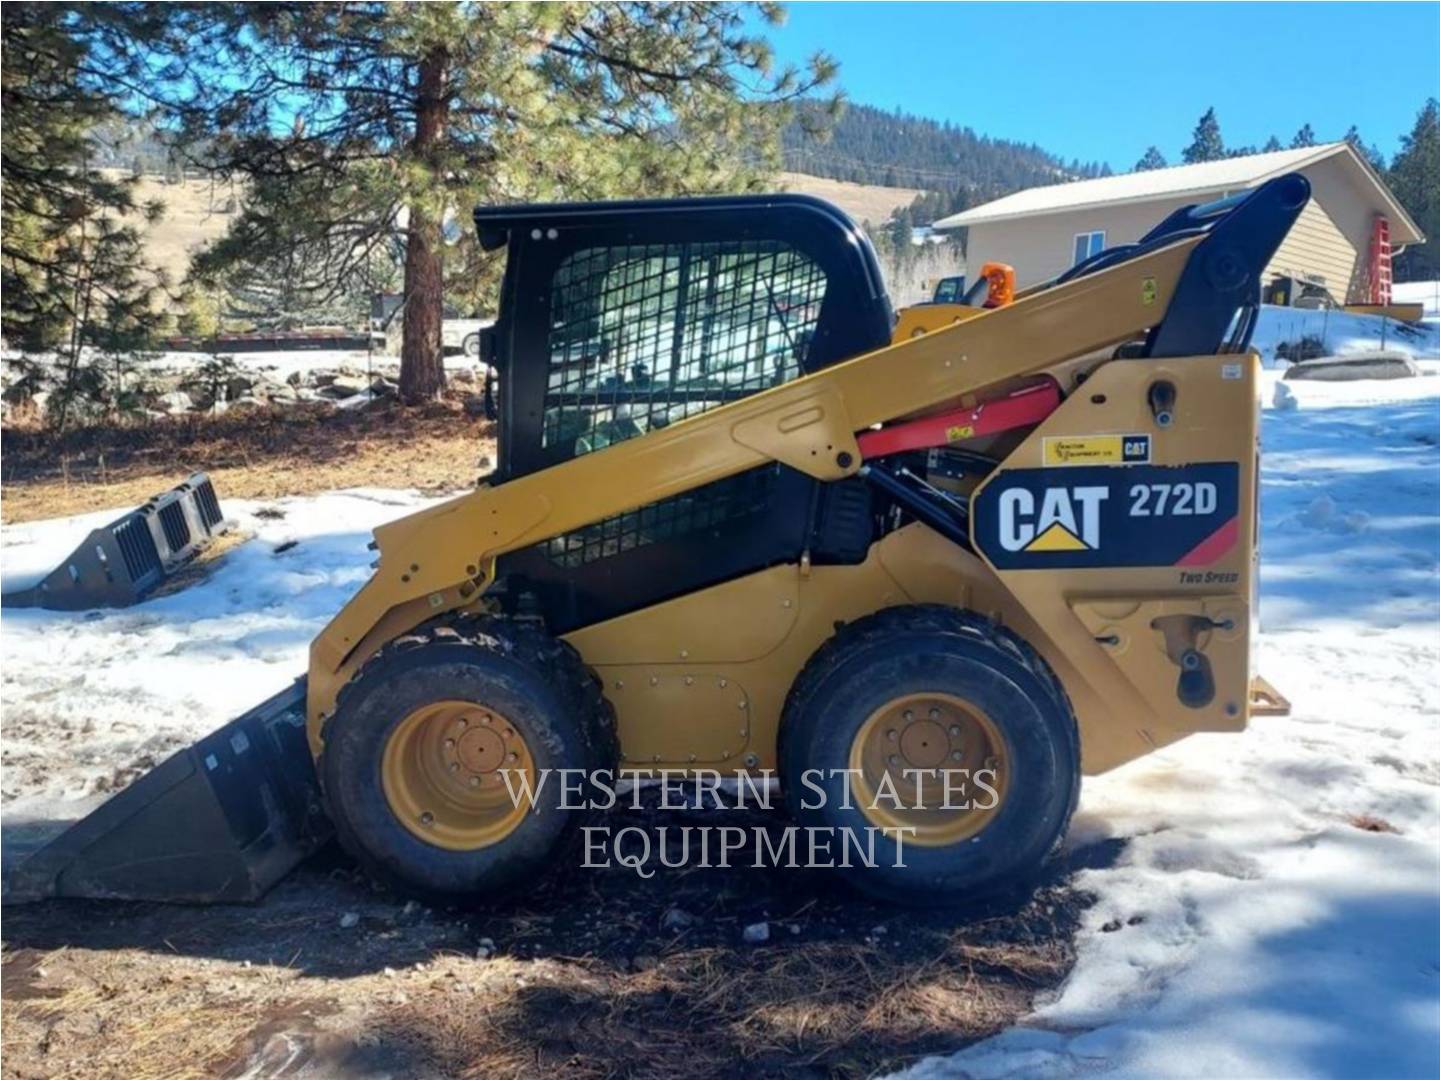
[472,195,895,631]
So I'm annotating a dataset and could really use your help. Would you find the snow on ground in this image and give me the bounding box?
[901,365,1440,1079]
[0,488,439,822]
[1251,303,1440,367]
[2,359,1438,1077]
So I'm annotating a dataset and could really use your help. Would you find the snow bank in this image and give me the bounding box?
[1251,304,1440,367]
[900,369,1440,1078]
[0,489,439,822]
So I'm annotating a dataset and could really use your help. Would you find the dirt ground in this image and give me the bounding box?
[2,785,1118,1080]
[0,398,495,524]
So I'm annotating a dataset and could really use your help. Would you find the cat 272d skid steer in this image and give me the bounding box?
[9,174,1307,906]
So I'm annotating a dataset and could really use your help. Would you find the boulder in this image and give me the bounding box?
[316,374,369,399]
[226,396,267,415]
[159,390,194,414]
[1284,351,1419,382]
[225,373,256,399]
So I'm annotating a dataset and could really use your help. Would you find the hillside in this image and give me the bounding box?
[777,171,926,227]
[101,170,243,275]
[784,102,1111,219]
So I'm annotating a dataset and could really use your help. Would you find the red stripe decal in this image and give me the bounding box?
[1175,515,1239,567]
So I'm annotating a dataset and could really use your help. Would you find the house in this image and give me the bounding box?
[933,143,1424,306]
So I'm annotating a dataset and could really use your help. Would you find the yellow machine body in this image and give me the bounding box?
[306,233,1263,776]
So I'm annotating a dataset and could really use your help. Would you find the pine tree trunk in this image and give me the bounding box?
[399,48,449,405]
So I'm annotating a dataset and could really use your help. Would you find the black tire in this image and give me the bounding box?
[461,331,481,358]
[320,615,616,902]
[779,604,1079,905]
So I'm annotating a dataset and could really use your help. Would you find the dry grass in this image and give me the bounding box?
[1,798,1106,1079]
[0,399,495,523]
[779,172,926,228]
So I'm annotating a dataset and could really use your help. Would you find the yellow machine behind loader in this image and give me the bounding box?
[9,174,1309,906]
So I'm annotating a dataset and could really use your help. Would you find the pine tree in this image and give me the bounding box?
[1343,125,1387,171]
[1290,124,1317,149]
[0,4,173,425]
[1182,108,1226,164]
[1134,146,1167,172]
[1263,136,1284,152]
[1387,99,1439,282]
[176,4,836,403]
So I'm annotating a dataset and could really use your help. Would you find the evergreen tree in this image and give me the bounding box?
[1388,99,1439,282]
[0,4,174,425]
[1343,125,1387,171]
[179,4,836,403]
[781,101,1104,201]
[1182,108,1226,164]
[1263,135,1284,152]
[1134,146,1167,171]
[1290,123,1317,149]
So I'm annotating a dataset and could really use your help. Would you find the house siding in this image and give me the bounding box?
[1264,196,1358,302]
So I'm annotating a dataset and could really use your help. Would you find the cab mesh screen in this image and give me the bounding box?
[540,466,781,569]
[543,240,828,459]
[536,239,825,569]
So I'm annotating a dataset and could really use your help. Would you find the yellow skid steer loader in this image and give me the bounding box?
[8,174,1308,906]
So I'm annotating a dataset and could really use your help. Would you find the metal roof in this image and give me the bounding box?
[934,143,1423,244]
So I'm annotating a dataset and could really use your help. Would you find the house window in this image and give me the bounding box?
[1073,230,1106,266]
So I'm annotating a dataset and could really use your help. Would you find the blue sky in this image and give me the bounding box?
[762,2,1439,170]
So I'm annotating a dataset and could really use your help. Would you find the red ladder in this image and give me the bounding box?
[1369,215,1392,304]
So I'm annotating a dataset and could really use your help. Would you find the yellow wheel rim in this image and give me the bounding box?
[848,692,1009,847]
[381,700,536,851]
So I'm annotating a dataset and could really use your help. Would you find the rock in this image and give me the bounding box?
[339,912,360,929]
[1272,381,1298,411]
[226,396,266,415]
[632,954,659,971]
[159,390,193,414]
[463,393,488,418]
[255,380,298,403]
[475,945,493,960]
[382,966,396,978]
[661,907,695,931]
[225,374,256,399]
[742,921,770,944]
[317,375,368,399]
[1284,351,1419,382]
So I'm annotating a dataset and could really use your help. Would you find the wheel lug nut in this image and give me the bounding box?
[469,776,481,788]
[903,709,914,721]
[887,729,898,741]
[508,752,518,762]
[929,708,941,719]
[888,755,900,766]
[445,738,456,749]
[420,812,434,826]
[448,762,459,772]
[951,750,964,761]
[949,725,962,737]
[480,714,491,725]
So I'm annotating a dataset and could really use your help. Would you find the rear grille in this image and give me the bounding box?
[158,500,190,553]
[113,516,162,581]
[194,479,223,529]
